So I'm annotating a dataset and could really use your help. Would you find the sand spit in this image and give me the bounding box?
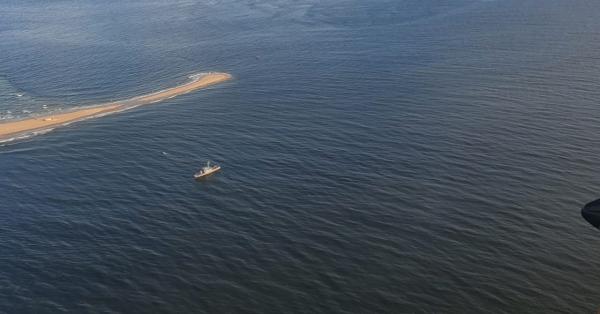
[0,72,231,143]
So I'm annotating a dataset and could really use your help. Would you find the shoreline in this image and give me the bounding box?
[0,72,231,143]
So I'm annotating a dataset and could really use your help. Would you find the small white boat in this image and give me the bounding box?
[194,161,221,179]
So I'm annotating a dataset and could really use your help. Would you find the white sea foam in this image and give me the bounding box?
[0,128,54,144]
[0,72,229,144]
[188,72,213,81]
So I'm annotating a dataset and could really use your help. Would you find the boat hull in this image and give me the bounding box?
[194,166,221,179]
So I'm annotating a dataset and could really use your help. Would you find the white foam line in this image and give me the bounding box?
[0,72,230,144]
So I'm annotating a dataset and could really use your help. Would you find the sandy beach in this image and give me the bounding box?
[0,72,231,142]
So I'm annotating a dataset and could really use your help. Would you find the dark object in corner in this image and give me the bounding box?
[582,199,600,229]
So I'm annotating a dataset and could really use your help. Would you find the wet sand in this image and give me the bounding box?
[0,72,231,142]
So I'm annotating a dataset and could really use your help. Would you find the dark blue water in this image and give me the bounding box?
[2,0,600,312]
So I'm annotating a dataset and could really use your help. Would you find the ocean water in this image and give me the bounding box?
[1,0,600,312]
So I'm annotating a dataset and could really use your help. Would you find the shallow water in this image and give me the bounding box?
[1,0,600,312]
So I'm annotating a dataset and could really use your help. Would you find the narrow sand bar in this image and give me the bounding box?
[0,72,231,142]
